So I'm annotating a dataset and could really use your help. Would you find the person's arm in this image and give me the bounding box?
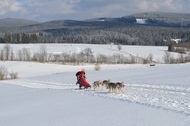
[76,71,80,76]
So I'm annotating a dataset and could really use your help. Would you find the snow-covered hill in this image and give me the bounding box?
[0,61,189,126]
[0,44,189,126]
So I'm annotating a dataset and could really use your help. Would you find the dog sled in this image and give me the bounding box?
[76,69,91,89]
[78,76,91,89]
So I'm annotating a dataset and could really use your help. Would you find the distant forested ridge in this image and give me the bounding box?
[0,12,190,46]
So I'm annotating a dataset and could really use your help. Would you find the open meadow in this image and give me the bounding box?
[0,44,189,126]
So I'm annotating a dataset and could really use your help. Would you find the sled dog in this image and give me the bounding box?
[93,80,102,91]
[102,79,111,89]
[115,81,125,94]
[107,82,117,93]
[107,81,125,94]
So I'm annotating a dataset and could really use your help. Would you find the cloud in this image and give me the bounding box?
[25,0,79,14]
[138,1,159,10]
[0,0,22,15]
[78,0,137,18]
[163,0,183,10]
[138,0,183,12]
[92,4,126,17]
[0,0,188,21]
[12,0,81,21]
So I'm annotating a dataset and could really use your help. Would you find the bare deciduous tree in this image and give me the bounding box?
[53,54,61,62]
[32,52,39,62]
[4,44,11,60]
[162,51,175,64]
[17,50,22,61]
[0,49,4,61]
[47,53,53,62]
[39,44,47,62]
[22,48,31,61]
[83,48,93,63]
[10,49,14,61]
[61,53,70,62]
[0,66,8,80]
[117,44,122,51]
[143,53,153,64]
[177,54,184,63]
[97,54,108,63]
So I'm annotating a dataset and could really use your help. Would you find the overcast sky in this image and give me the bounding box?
[0,0,190,22]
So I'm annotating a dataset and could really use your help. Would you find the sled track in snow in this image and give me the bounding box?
[126,84,190,116]
[2,79,75,89]
[3,79,190,116]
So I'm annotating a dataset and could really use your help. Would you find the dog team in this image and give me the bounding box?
[75,69,125,93]
[92,79,125,94]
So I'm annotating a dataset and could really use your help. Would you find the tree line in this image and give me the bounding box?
[0,44,154,64]
[0,33,38,43]
[1,24,190,46]
[1,44,190,64]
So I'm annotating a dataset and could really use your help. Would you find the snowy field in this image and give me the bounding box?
[0,44,190,126]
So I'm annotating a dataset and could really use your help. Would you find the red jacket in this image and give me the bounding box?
[76,70,85,79]
[76,70,91,88]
